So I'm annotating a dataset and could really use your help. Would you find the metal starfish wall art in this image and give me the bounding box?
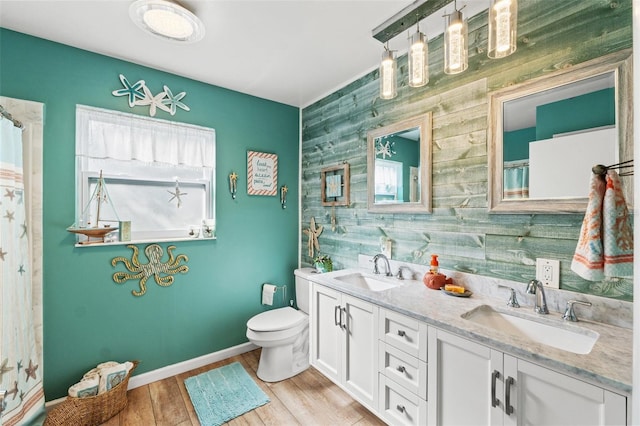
[112,74,190,117]
[112,244,189,296]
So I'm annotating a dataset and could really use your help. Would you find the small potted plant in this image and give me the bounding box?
[313,254,333,273]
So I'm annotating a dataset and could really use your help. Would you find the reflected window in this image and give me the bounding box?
[375,159,403,203]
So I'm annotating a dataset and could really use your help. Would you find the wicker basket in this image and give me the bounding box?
[44,361,139,426]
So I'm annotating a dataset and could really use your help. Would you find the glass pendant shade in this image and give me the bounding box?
[408,30,429,87]
[444,9,468,75]
[488,0,518,58]
[380,48,398,100]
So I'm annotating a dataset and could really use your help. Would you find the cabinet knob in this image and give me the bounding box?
[396,404,406,413]
[397,330,406,337]
[396,365,406,374]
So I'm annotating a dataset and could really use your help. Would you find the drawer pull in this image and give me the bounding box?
[334,305,341,327]
[396,365,406,374]
[491,370,500,408]
[505,376,515,415]
[396,404,406,413]
[397,330,406,337]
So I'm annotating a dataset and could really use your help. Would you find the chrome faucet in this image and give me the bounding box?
[562,300,592,322]
[498,285,520,308]
[526,279,549,314]
[395,265,413,280]
[373,254,392,276]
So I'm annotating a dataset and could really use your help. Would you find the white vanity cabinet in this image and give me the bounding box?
[377,309,428,425]
[309,283,379,411]
[427,327,627,426]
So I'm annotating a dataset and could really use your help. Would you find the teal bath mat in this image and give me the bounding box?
[184,362,270,426]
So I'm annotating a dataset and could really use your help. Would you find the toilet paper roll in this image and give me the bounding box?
[262,283,277,305]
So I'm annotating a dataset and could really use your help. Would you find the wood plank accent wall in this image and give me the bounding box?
[301,0,633,301]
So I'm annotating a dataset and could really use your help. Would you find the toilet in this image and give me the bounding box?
[246,268,315,382]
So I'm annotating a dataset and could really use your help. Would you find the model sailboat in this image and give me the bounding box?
[67,171,119,244]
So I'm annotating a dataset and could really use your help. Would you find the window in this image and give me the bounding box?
[74,105,215,243]
[374,159,403,203]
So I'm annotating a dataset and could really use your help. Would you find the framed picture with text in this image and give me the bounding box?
[247,150,278,196]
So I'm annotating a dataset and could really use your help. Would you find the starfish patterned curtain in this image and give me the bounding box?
[0,115,45,424]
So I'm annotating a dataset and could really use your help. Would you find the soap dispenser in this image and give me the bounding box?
[430,254,439,274]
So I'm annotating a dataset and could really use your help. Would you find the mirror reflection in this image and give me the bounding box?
[488,50,632,213]
[367,113,432,213]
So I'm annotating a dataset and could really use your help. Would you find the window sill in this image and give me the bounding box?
[74,236,216,248]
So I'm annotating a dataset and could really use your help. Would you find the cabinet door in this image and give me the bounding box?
[428,328,503,426]
[342,294,379,409]
[310,284,341,382]
[504,356,627,426]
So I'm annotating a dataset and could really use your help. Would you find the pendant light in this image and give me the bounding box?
[379,43,397,100]
[488,0,518,58]
[444,1,468,75]
[408,21,429,88]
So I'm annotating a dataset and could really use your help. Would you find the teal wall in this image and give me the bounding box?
[0,29,300,400]
[504,127,536,161]
[301,0,632,301]
[536,88,615,139]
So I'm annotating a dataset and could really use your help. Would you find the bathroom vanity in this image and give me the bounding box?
[307,256,632,425]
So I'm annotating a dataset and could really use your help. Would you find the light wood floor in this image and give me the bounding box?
[99,349,385,426]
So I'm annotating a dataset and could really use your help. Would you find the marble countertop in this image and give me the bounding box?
[306,265,633,396]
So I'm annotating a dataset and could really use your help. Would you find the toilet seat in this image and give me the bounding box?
[247,307,306,332]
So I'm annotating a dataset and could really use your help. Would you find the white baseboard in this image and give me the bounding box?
[45,342,258,409]
[128,342,258,389]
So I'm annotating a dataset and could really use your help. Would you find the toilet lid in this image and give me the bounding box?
[247,307,306,332]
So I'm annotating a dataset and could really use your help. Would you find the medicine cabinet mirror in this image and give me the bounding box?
[367,113,432,213]
[488,49,632,213]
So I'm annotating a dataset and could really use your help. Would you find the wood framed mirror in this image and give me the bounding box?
[487,49,632,213]
[367,113,432,213]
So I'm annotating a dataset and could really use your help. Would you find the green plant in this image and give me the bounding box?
[313,254,333,272]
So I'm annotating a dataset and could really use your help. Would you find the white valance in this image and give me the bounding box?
[76,105,215,168]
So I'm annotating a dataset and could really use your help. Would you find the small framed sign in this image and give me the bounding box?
[321,163,350,206]
[247,150,278,196]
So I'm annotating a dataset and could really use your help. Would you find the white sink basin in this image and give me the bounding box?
[334,272,400,292]
[462,305,599,355]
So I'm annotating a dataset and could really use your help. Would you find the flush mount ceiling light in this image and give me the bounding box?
[130,0,204,43]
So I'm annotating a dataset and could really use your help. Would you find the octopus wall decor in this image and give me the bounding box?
[112,244,189,296]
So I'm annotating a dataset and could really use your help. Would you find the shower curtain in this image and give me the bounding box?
[0,115,45,425]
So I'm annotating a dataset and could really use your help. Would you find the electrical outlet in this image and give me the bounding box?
[536,258,560,289]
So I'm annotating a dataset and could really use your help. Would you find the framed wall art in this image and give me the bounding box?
[321,163,350,207]
[247,150,278,196]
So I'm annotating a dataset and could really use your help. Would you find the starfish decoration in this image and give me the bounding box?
[135,84,171,117]
[16,189,23,204]
[327,176,340,196]
[18,264,25,275]
[20,221,27,238]
[25,359,38,381]
[161,85,190,115]
[112,74,146,107]
[0,358,14,382]
[0,248,6,261]
[17,360,22,372]
[6,381,18,401]
[167,180,187,208]
[376,139,395,159]
[303,217,323,258]
[4,210,14,222]
[4,188,15,201]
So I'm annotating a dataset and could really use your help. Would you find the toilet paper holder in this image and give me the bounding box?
[262,283,287,306]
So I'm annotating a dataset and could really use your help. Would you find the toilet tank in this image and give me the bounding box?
[294,268,316,314]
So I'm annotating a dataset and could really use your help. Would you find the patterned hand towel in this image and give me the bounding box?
[571,173,606,281]
[602,170,633,278]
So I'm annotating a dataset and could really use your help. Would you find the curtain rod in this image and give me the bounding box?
[0,104,24,129]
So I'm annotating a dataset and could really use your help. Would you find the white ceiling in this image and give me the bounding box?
[0,0,493,108]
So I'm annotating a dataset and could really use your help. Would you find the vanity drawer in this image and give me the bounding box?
[379,309,427,361]
[379,342,427,399]
[378,374,427,426]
